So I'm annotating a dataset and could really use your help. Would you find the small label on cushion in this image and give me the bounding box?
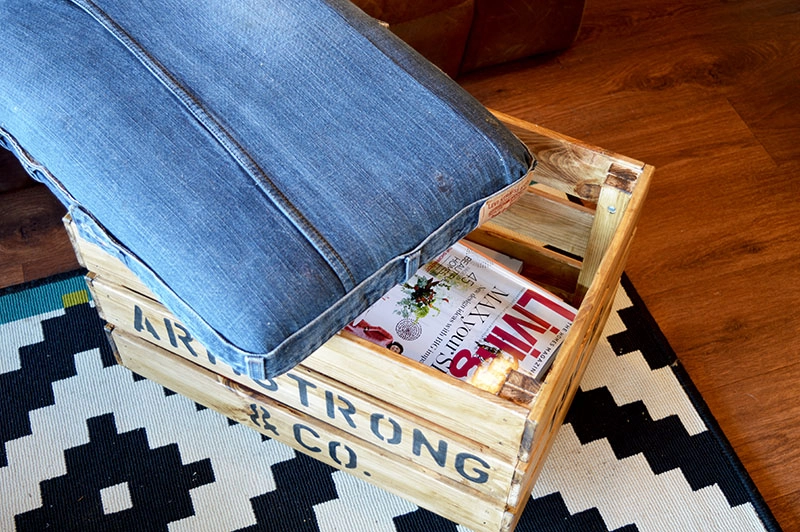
[403,250,422,282]
[478,172,532,226]
[246,356,267,381]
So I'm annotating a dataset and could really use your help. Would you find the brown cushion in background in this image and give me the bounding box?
[460,0,585,73]
[351,0,474,77]
[351,0,586,77]
[388,0,473,77]
[350,0,468,23]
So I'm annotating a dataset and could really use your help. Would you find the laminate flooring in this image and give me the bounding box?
[459,0,799,527]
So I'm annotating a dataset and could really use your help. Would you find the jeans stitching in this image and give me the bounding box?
[68,0,357,291]
[0,128,79,205]
[322,0,530,180]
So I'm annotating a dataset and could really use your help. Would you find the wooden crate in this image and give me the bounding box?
[64,111,653,532]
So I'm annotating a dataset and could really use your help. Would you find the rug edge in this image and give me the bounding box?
[620,273,783,532]
[0,269,88,298]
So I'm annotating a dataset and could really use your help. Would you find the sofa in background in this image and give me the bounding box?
[351,0,585,77]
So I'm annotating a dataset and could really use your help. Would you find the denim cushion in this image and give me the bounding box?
[0,0,533,378]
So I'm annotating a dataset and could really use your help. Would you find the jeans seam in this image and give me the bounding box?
[0,127,80,205]
[323,0,525,180]
[68,0,357,291]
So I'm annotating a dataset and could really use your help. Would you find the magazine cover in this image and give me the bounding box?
[344,242,576,383]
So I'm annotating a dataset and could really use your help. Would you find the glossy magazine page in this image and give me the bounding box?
[344,242,576,382]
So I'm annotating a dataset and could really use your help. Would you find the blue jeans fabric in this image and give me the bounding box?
[0,0,533,378]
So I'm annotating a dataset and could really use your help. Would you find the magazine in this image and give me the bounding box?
[344,242,576,384]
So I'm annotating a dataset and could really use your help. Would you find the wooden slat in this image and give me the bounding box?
[88,274,520,499]
[110,329,508,532]
[491,110,645,202]
[466,223,581,300]
[574,185,630,304]
[64,215,157,300]
[489,186,595,258]
[576,164,653,304]
[304,334,531,460]
[85,273,532,464]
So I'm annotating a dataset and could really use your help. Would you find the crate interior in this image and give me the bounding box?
[330,111,652,410]
[466,182,596,304]
[332,181,603,409]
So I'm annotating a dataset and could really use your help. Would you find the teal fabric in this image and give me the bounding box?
[0,276,91,325]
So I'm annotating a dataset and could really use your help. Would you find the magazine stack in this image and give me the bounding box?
[344,242,577,392]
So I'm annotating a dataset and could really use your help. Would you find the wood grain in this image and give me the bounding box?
[1,0,796,527]
[0,184,78,286]
[460,0,799,528]
[111,328,509,532]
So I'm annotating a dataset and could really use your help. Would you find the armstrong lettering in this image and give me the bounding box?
[128,303,493,485]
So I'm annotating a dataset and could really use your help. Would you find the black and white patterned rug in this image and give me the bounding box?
[0,271,781,531]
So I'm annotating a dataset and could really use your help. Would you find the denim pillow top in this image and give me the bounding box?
[0,0,533,377]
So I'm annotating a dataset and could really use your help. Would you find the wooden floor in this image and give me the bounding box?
[461,0,800,527]
[1,0,797,528]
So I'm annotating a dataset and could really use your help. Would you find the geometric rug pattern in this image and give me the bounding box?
[1,272,781,531]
